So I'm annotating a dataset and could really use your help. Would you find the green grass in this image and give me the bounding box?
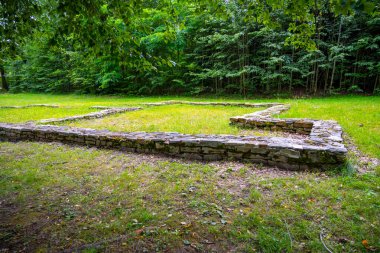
[279,96,380,159]
[63,104,269,136]
[0,94,378,158]
[0,93,167,107]
[0,107,98,123]
[0,93,379,252]
[0,93,248,107]
[0,142,379,252]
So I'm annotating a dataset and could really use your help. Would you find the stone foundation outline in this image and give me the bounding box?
[0,101,347,170]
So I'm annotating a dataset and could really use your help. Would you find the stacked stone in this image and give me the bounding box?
[231,117,315,135]
[89,106,133,109]
[228,103,347,167]
[0,122,346,170]
[37,107,142,124]
[230,105,314,134]
[0,102,347,170]
[0,104,59,109]
[310,120,345,147]
[144,101,283,108]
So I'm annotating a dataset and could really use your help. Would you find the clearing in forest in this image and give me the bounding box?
[0,94,379,252]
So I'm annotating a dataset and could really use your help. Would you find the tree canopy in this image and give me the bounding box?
[1,0,379,95]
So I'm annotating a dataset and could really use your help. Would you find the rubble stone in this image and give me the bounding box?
[0,102,347,170]
[38,107,142,124]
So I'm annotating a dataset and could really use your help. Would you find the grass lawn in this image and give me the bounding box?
[0,107,98,123]
[62,104,274,136]
[0,93,169,107]
[1,93,377,158]
[0,93,379,252]
[0,142,379,252]
[279,96,380,159]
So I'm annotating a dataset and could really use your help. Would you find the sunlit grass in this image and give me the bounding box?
[0,142,378,252]
[63,104,267,135]
[0,93,255,107]
[0,107,98,123]
[280,96,380,159]
[0,93,378,158]
[0,94,379,251]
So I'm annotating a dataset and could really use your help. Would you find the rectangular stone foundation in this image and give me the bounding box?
[0,123,346,171]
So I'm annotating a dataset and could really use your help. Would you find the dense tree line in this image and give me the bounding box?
[1,0,379,96]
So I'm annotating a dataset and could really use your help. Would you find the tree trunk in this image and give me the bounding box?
[339,62,344,89]
[314,65,319,94]
[215,78,218,94]
[289,47,295,93]
[352,51,359,86]
[324,68,329,93]
[0,66,8,91]
[313,0,319,94]
[243,32,248,98]
[329,16,342,94]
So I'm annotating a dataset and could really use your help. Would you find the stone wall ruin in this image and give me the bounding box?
[0,102,347,170]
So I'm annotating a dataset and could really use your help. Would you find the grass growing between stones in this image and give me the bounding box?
[0,142,379,252]
[0,107,98,123]
[62,104,274,136]
[279,96,380,159]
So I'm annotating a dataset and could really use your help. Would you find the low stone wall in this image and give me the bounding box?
[0,104,59,109]
[37,107,142,124]
[0,102,347,170]
[0,122,346,170]
[89,106,133,109]
[230,105,314,134]
[144,101,283,108]
[229,104,347,162]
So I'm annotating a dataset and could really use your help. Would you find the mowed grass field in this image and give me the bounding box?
[0,93,379,252]
[63,105,273,136]
[0,107,98,123]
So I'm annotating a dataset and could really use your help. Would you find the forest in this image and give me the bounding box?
[1,0,380,96]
